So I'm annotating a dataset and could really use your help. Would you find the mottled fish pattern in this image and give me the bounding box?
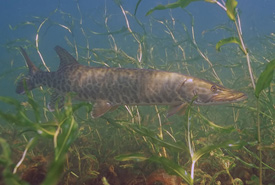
[16,46,247,118]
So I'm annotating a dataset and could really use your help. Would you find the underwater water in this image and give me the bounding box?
[0,0,275,184]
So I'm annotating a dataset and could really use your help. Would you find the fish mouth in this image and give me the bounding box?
[209,90,247,104]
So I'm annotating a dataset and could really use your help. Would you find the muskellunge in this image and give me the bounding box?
[16,46,247,118]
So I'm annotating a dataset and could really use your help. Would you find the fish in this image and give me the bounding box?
[16,46,247,118]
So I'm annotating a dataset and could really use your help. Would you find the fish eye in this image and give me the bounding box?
[210,85,217,92]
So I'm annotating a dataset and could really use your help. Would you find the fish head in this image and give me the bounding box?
[178,77,247,105]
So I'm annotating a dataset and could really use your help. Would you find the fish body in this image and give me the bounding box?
[16,46,247,118]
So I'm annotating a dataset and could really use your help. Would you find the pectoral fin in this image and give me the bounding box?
[167,103,188,117]
[91,100,117,118]
[47,91,65,112]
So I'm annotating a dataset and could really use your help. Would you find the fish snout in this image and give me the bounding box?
[211,89,247,104]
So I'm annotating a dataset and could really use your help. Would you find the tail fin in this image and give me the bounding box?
[16,47,40,94]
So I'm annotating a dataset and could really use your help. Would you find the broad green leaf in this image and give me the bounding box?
[55,116,78,160]
[148,156,192,184]
[42,115,78,185]
[42,155,66,185]
[146,0,201,16]
[226,0,238,21]
[255,59,275,98]
[216,37,245,54]
[192,140,244,162]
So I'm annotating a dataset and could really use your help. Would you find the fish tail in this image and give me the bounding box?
[16,47,40,94]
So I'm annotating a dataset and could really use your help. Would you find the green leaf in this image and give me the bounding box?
[148,156,192,184]
[115,153,148,162]
[193,108,235,132]
[55,116,78,160]
[0,138,12,166]
[115,153,192,184]
[102,177,111,185]
[43,114,78,185]
[216,37,244,53]
[0,138,29,185]
[255,59,275,98]
[226,0,238,21]
[146,0,201,16]
[134,0,142,15]
[130,124,188,152]
[0,96,22,110]
[26,92,40,123]
[41,155,66,185]
[192,140,244,162]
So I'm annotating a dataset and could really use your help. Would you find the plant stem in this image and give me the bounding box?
[35,7,58,72]
[190,161,195,185]
[257,99,262,185]
[234,13,255,89]
[215,1,255,88]
[118,3,143,64]
[13,137,37,174]
[187,108,194,185]
[190,23,222,84]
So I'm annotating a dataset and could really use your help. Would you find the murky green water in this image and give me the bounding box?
[0,1,274,184]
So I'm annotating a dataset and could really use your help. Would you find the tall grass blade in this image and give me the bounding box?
[41,156,66,185]
[192,140,244,162]
[0,138,29,185]
[255,59,275,98]
[148,156,192,184]
[115,153,148,162]
[130,124,188,152]
[146,0,199,16]
[116,153,192,184]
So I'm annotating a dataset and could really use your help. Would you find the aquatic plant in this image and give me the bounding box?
[142,0,275,184]
[1,0,275,184]
[254,59,275,184]
[0,95,79,185]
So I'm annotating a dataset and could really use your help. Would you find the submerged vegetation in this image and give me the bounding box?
[1,0,275,184]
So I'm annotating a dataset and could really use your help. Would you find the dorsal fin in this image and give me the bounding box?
[54,45,78,69]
